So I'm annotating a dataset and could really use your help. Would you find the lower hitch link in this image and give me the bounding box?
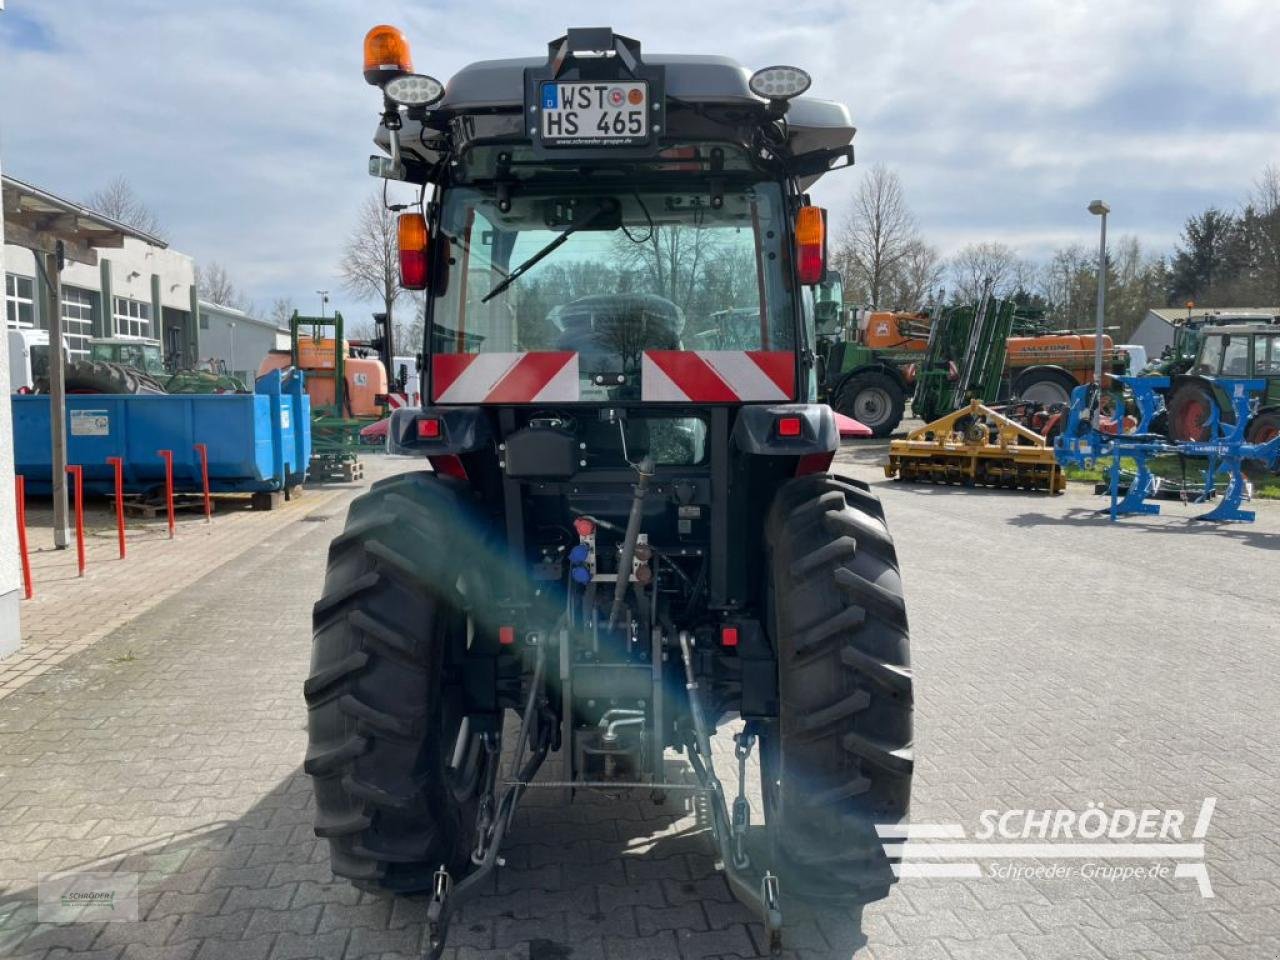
[423,637,551,960]
[678,632,784,955]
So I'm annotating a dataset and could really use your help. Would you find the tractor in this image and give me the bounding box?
[1165,322,1280,448]
[304,26,913,957]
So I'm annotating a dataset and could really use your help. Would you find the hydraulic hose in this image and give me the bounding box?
[607,456,654,630]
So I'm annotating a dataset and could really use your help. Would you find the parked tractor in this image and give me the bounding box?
[303,26,913,957]
[816,281,931,437]
[818,285,1124,437]
[1165,322,1280,448]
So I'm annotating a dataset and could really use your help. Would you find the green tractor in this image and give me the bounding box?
[814,278,930,437]
[1165,322,1280,447]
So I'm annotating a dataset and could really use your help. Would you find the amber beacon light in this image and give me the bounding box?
[363,24,413,84]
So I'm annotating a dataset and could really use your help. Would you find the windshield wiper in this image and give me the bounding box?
[481,203,609,304]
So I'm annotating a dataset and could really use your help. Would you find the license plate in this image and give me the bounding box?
[539,81,649,146]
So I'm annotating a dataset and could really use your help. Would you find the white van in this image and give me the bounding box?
[1116,344,1148,374]
[7,329,70,392]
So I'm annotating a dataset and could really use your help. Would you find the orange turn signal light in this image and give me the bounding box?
[363,24,413,85]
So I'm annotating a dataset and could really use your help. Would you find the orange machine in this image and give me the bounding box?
[259,343,388,418]
[861,310,932,352]
[1006,333,1119,383]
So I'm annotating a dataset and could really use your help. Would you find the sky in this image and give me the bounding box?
[1,0,1277,321]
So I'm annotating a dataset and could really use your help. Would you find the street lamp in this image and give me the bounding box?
[317,289,330,319]
[1088,200,1110,393]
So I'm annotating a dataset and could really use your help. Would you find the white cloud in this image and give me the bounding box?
[1,0,1277,317]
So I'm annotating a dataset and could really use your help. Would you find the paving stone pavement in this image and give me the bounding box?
[2,485,345,697]
[1,450,1278,960]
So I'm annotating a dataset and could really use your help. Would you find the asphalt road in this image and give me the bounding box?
[1,448,1277,960]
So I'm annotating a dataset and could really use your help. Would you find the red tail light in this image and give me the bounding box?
[777,416,803,437]
[720,626,739,648]
[499,625,515,645]
[417,416,441,439]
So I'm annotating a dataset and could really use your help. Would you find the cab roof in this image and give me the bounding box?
[382,38,856,187]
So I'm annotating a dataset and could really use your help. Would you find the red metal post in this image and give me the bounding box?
[15,475,34,599]
[66,465,86,577]
[106,456,127,559]
[158,450,175,539]
[193,443,212,523]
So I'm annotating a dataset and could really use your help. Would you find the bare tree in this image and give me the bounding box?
[948,242,1025,303]
[882,239,943,311]
[1252,163,1280,215]
[834,165,918,308]
[269,298,297,328]
[86,176,165,238]
[339,192,402,336]
[195,261,245,309]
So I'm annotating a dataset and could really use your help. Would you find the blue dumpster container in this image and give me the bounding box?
[12,369,311,496]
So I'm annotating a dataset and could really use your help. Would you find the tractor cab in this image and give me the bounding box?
[89,337,167,377]
[1165,321,1280,443]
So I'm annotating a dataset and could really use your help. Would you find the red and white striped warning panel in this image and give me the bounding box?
[641,350,795,402]
[432,352,579,404]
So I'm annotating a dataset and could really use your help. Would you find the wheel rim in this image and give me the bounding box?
[1175,398,1210,441]
[441,595,484,802]
[1019,379,1071,406]
[1251,422,1279,444]
[854,387,892,427]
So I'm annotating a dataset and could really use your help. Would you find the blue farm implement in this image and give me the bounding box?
[12,367,311,503]
[1055,375,1280,522]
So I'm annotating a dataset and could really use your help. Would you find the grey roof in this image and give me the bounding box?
[1145,307,1279,324]
[197,299,288,334]
[3,173,169,266]
[2,174,167,248]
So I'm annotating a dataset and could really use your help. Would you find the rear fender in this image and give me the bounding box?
[387,405,494,456]
[836,362,908,394]
[732,404,838,456]
[1013,363,1077,388]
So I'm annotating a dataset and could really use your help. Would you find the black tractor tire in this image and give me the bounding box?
[833,372,906,438]
[35,359,166,395]
[762,473,912,901]
[305,471,493,893]
[1244,411,1280,479]
[1011,367,1079,408]
[1166,381,1220,442]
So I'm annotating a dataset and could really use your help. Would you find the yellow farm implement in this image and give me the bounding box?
[885,400,1065,494]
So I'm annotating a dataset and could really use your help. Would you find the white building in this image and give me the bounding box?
[196,300,290,383]
[3,175,197,367]
[1132,306,1280,356]
[0,166,16,653]
[1,173,199,655]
